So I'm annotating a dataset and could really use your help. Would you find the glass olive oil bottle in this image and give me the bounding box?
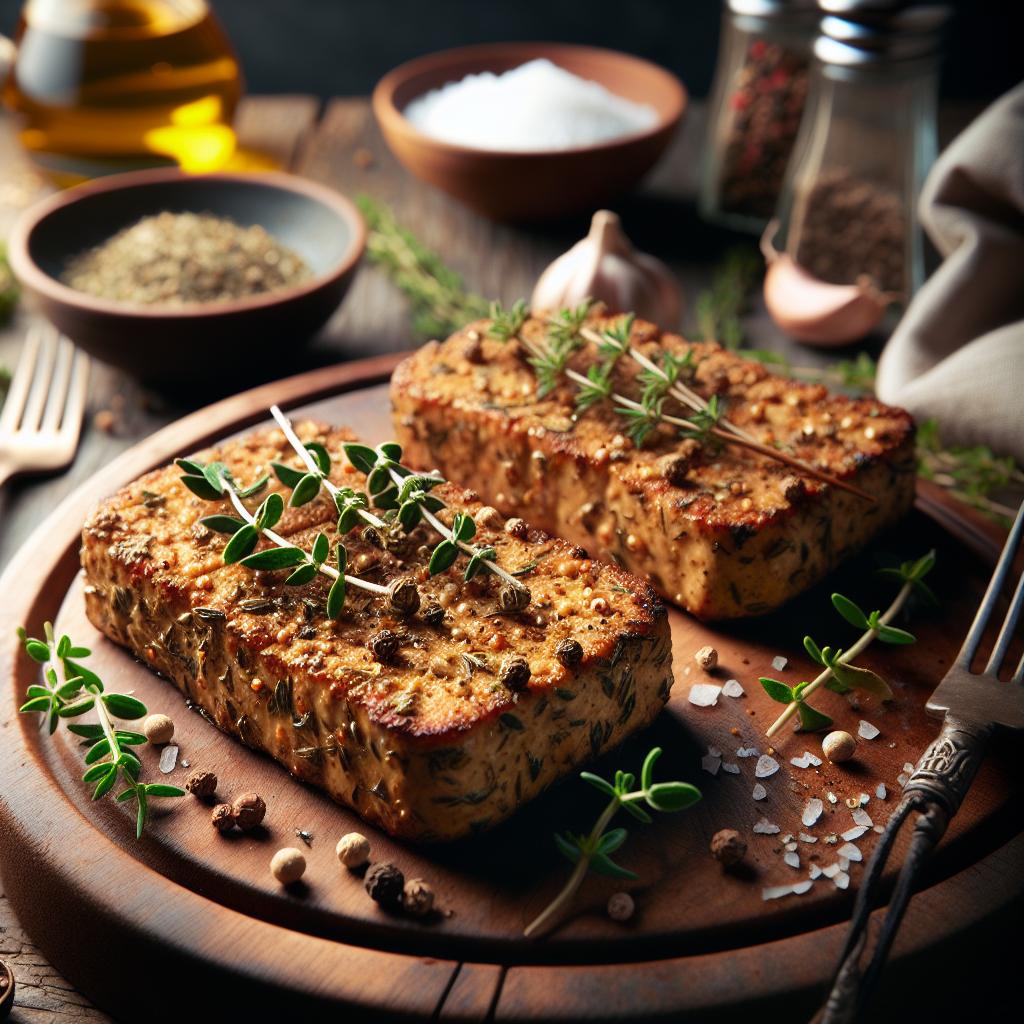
[2,0,243,181]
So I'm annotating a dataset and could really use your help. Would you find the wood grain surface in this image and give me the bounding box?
[0,93,1011,1022]
[1,355,1022,1021]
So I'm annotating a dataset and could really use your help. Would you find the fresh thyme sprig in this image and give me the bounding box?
[524,747,701,938]
[689,244,761,349]
[762,551,936,738]
[341,438,531,604]
[18,623,185,837]
[491,302,873,501]
[178,457,390,617]
[356,195,490,338]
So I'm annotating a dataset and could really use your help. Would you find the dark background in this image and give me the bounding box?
[1,0,1020,103]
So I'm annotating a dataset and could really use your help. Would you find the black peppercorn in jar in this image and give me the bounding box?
[700,0,817,231]
[772,2,950,300]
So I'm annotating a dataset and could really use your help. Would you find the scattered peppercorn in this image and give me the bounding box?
[270,847,306,885]
[422,602,446,628]
[658,452,693,488]
[475,505,503,528]
[822,730,857,764]
[710,828,747,867]
[368,629,400,663]
[142,713,174,745]
[555,638,584,670]
[504,517,528,539]
[386,577,421,617]
[498,653,531,691]
[365,862,405,909]
[232,792,266,831]
[607,891,635,922]
[497,582,531,613]
[211,803,234,833]
[184,769,217,801]
[337,832,371,869]
[402,878,435,917]
[695,646,719,671]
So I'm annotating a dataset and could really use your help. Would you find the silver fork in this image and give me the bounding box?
[0,323,89,489]
[818,499,1024,1022]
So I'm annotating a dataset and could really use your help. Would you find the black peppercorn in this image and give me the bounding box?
[555,638,584,670]
[365,862,405,909]
[386,577,421,617]
[422,603,445,628]
[368,629,400,663]
[499,654,531,692]
[211,803,234,833]
[497,583,531,613]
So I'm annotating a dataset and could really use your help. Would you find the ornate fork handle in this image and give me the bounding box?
[817,715,994,1024]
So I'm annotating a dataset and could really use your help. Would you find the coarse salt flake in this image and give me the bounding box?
[762,880,813,901]
[753,817,781,835]
[755,754,780,778]
[689,683,722,707]
[802,798,824,827]
[827,791,838,804]
[701,754,722,776]
[784,851,801,869]
[834,871,851,890]
[798,832,818,844]
[736,746,759,758]
[837,842,863,862]
[809,864,822,879]
[876,783,887,800]
[791,751,823,769]
[858,720,880,740]
[852,807,873,828]
[159,744,179,774]
[722,762,741,774]
[771,655,788,671]
[722,679,745,698]
[752,783,768,801]
[822,863,841,879]
[842,826,868,841]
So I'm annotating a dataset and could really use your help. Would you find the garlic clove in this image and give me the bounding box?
[532,210,683,327]
[764,254,889,346]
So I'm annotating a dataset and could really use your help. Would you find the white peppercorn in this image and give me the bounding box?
[270,847,306,885]
[694,646,718,671]
[402,878,435,917]
[143,713,174,745]
[822,730,857,763]
[336,832,371,869]
[607,892,635,922]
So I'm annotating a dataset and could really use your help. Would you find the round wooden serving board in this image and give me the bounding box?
[1,355,1022,1022]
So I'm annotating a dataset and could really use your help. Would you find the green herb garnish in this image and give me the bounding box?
[523,747,701,938]
[17,623,185,837]
[761,551,936,737]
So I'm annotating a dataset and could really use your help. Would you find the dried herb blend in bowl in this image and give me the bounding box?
[61,211,312,305]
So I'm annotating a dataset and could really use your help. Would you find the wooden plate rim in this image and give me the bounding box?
[1,353,1020,1020]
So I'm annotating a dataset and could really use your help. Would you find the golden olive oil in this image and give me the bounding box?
[2,0,243,180]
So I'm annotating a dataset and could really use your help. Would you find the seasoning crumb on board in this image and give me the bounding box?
[402,878,435,917]
[211,803,234,833]
[271,847,306,885]
[695,645,718,671]
[711,828,747,867]
[184,769,217,800]
[607,892,635,922]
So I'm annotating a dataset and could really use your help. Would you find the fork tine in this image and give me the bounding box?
[984,565,1024,676]
[18,324,59,433]
[58,348,89,443]
[0,324,42,433]
[959,499,1024,668]
[41,336,74,433]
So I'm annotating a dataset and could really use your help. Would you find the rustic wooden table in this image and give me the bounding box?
[0,94,990,1022]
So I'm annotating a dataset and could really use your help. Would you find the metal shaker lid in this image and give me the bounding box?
[814,1,951,65]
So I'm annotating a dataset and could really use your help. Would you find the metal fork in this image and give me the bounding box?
[0,323,89,489]
[818,498,1024,1023]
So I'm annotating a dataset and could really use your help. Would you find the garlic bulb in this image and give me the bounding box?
[531,210,682,327]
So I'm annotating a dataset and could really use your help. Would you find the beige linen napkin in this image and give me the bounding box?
[876,83,1024,464]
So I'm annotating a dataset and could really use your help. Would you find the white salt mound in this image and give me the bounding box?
[403,58,659,151]
[688,683,722,707]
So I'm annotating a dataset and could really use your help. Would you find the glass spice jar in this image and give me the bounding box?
[771,1,950,300]
[700,0,818,232]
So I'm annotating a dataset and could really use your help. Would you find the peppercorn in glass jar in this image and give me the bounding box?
[770,1,950,301]
[700,0,817,232]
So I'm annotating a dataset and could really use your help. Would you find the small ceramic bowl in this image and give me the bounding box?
[7,169,365,382]
[373,42,686,222]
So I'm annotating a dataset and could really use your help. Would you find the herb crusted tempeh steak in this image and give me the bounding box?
[81,423,671,842]
[391,312,917,619]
